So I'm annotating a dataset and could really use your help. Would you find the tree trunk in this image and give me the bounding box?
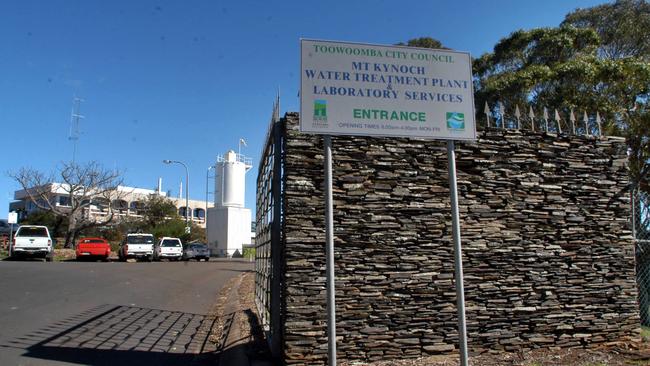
[64,231,74,249]
[65,214,78,249]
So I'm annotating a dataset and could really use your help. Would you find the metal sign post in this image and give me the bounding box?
[447,141,469,366]
[323,135,337,365]
[8,212,17,257]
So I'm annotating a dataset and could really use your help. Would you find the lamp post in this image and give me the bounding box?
[206,165,215,224]
[163,159,190,233]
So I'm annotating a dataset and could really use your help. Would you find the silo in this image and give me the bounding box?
[207,150,253,257]
[214,150,247,208]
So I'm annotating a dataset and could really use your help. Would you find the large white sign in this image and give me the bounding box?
[300,39,476,140]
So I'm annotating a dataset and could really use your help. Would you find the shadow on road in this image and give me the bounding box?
[0,304,253,365]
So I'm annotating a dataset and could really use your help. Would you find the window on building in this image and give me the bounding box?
[179,207,191,218]
[194,208,205,219]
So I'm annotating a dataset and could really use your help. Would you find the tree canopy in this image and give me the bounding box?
[562,0,650,60]
[397,37,446,49]
[472,0,650,192]
[124,194,206,243]
[473,26,650,117]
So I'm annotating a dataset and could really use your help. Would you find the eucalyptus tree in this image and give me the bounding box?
[472,1,650,191]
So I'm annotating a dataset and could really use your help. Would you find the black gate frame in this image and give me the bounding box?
[255,112,284,359]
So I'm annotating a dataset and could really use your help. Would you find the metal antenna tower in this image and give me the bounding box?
[69,96,85,163]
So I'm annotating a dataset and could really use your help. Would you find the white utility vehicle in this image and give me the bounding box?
[154,237,183,261]
[118,233,154,262]
[11,225,53,262]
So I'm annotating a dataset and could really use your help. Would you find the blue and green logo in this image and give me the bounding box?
[314,99,327,121]
[446,112,465,130]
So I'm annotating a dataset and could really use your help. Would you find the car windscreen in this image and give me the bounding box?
[161,239,181,247]
[127,235,154,244]
[16,227,48,237]
[190,244,207,250]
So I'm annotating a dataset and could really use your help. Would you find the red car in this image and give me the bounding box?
[76,237,111,261]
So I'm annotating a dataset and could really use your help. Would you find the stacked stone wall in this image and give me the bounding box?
[278,112,638,364]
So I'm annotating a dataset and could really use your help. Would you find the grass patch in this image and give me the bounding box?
[626,361,650,366]
[53,249,76,262]
[642,326,650,342]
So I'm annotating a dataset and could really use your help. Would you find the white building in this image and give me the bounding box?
[10,181,213,227]
[206,150,253,257]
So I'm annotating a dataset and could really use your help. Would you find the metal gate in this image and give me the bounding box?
[255,102,284,358]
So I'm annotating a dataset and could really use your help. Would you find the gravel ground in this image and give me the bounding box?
[339,341,650,366]
[208,270,270,362]
[340,345,650,366]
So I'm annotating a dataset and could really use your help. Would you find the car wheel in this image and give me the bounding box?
[45,253,54,262]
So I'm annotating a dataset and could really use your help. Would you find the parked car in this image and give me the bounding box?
[10,225,53,262]
[154,237,183,261]
[118,233,154,262]
[75,237,111,261]
[182,243,210,261]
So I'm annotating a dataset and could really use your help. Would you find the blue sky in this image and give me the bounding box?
[0,0,608,218]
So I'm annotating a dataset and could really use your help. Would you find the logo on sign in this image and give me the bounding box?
[446,112,465,130]
[314,99,328,121]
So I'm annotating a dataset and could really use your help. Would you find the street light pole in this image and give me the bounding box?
[206,165,214,223]
[163,159,190,233]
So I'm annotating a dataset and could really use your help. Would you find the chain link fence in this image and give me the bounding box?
[635,188,650,325]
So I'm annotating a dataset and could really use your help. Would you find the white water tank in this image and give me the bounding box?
[214,150,252,208]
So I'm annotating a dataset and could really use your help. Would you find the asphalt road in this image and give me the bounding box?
[0,259,253,366]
